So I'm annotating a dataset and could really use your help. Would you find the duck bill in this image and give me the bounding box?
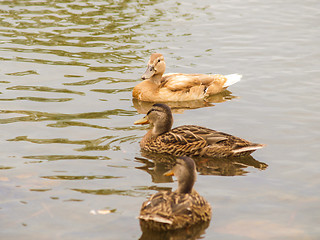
[134,116,149,125]
[164,169,174,176]
[141,65,155,80]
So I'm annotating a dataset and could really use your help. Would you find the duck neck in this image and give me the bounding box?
[150,74,162,86]
[140,121,171,148]
[177,171,196,194]
[140,130,154,148]
[152,121,171,136]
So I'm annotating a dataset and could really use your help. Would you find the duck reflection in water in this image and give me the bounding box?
[139,221,210,240]
[136,151,268,181]
[132,89,237,114]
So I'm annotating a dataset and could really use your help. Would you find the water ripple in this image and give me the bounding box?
[6,85,84,95]
[0,109,137,124]
[42,175,122,180]
[23,155,110,161]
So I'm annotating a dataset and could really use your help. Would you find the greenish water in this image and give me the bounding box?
[0,0,319,239]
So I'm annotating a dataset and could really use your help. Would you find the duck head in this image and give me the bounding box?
[164,156,197,194]
[134,103,173,137]
[141,53,166,82]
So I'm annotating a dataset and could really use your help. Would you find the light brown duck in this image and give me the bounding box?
[133,53,241,102]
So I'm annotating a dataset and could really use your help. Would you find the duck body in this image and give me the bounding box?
[133,53,241,102]
[139,156,212,231]
[139,189,211,231]
[141,125,263,158]
[135,104,264,158]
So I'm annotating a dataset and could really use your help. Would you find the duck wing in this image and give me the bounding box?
[161,73,231,90]
[139,191,211,230]
[155,127,207,156]
[170,192,211,227]
[144,125,264,157]
[172,125,229,144]
[161,74,203,91]
[146,125,227,156]
[172,125,264,157]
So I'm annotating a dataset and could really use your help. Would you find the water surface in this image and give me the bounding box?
[0,0,319,239]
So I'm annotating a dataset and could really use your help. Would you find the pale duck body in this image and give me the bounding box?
[132,53,242,102]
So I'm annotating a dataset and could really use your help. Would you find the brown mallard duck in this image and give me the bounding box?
[132,53,241,102]
[134,103,264,158]
[139,156,212,231]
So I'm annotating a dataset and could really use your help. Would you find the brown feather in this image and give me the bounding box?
[135,104,264,158]
[139,190,211,231]
[139,157,212,231]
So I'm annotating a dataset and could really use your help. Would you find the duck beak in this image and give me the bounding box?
[141,64,155,80]
[134,115,149,125]
[163,169,174,176]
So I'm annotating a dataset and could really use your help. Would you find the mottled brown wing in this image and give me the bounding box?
[174,125,252,149]
[171,192,212,225]
[172,125,228,143]
[140,191,211,230]
[156,128,208,156]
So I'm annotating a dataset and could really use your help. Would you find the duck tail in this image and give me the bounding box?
[139,215,173,225]
[223,74,242,88]
[232,143,265,154]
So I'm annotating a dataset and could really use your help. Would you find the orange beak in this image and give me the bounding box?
[134,116,149,125]
[163,169,174,176]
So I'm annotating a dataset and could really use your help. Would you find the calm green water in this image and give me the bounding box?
[1,1,319,239]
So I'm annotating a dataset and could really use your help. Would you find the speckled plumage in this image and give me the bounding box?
[139,156,212,231]
[135,104,264,158]
[139,189,211,231]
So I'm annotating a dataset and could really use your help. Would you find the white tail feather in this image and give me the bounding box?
[232,144,265,154]
[223,74,242,88]
[139,215,173,224]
